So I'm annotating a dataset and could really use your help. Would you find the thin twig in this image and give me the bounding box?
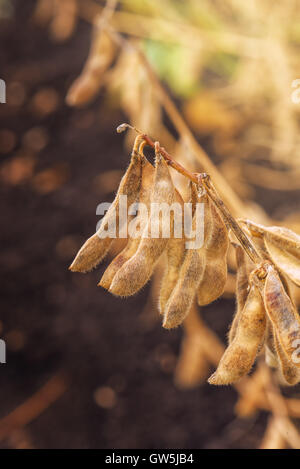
[0,372,68,442]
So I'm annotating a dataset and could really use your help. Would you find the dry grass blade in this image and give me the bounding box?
[0,372,68,442]
[259,417,287,449]
[66,23,116,106]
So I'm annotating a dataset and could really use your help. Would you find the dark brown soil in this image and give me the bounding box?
[1,0,298,449]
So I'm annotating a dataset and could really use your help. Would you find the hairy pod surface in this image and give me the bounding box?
[99,156,154,289]
[109,152,175,297]
[246,221,300,287]
[228,245,253,343]
[159,189,185,313]
[163,194,212,329]
[264,266,300,367]
[264,321,279,368]
[70,151,142,273]
[273,328,300,385]
[197,199,229,306]
[66,28,116,106]
[209,284,266,385]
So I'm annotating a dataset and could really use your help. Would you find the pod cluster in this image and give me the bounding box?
[210,224,300,385]
[70,146,300,387]
[70,144,230,332]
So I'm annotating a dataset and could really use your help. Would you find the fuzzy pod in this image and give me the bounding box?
[245,221,300,287]
[273,328,300,385]
[228,245,253,343]
[158,189,185,313]
[264,321,279,369]
[264,266,300,368]
[70,150,142,273]
[197,198,229,306]
[163,194,212,329]
[99,156,154,289]
[66,28,116,106]
[109,151,175,297]
[208,284,266,385]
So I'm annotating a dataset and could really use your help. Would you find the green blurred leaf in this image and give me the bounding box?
[143,40,200,98]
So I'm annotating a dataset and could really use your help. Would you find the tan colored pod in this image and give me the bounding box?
[66,27,116,106]
[70,150,142,273]
[245,221,300,287]
[159,189,185,313]
[228,245,253,343]
[208,284,266,385]
[264,266,300,367]
[163,194,212,329]
[99,156,154,289]
[109,150,175,297]
[264,321,279,368]
[260,417,287,450]
[273,329,300,385]
[197,198,229,306]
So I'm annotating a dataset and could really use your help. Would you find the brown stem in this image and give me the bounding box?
[199,174,263,265]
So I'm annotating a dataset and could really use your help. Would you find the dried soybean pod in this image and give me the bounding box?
[264,266,300,367]
[109,146,175,297]
[273,329,300,385]
[159,189,185,313]
[244,221,300,287]
[228,245,251,343]
[163,194,212,329]
[70,149,142,273]
[208,284,266,385]
[197,198,229,306]
[264,321,279,368]
[99,156,154,290]
[66,26,116,106]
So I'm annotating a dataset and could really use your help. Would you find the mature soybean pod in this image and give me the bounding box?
[264,266,300,367]
[208,284,266,385]
[70,150,142,273]
[264,321,279,368]
[197,199,229,306]
[273,328,300,385]
[163,194,212,329]
[228,245,252,343]
[109,150,175,297]
[99,156,154,290]
[159,189,185,313]
[245,221,300,287]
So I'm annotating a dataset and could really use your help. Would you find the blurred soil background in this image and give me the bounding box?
[0,0,299,449]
